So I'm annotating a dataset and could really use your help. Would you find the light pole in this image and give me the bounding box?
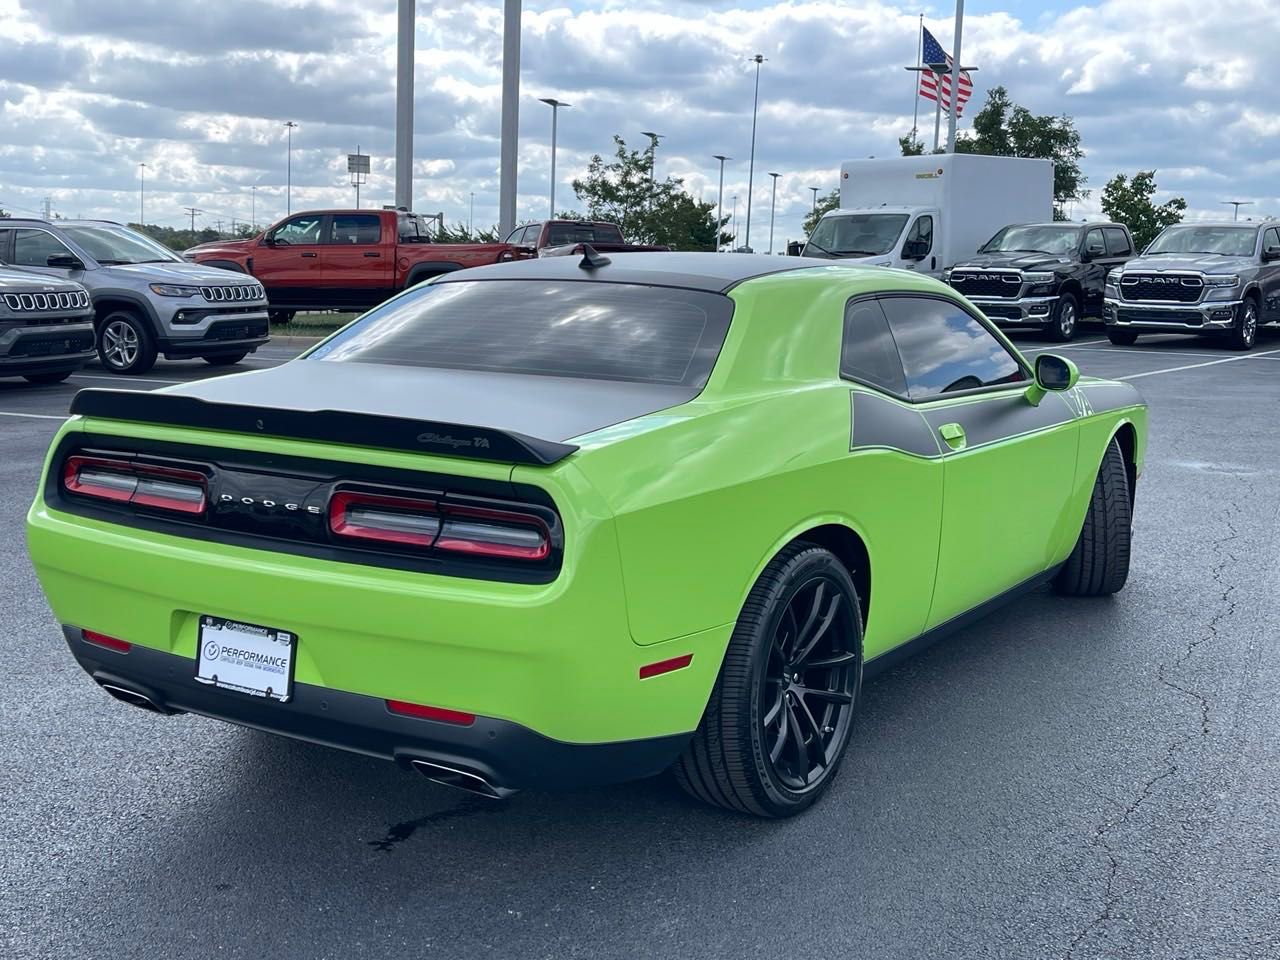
[712,155,731,252]
[469,192,475,235]
[540,98,570,218]
[1222,200,1254,221]
[283,121,298,215]
[395,0,415,211]
[767,172,781,255]
[498,0,522,236]
[731,194,739,250]
[641,131,662,213]
[251,185,257,231]
[138,162,147,226]
[743,54,766,253]
[947,0,965,153]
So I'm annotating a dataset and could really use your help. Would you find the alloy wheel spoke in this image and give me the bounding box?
[804,651,857,670]
[769,704,789,763]
[762,691,784,728]
[792,593,842,669]
[784,701,807,772]
[798,686,853,706]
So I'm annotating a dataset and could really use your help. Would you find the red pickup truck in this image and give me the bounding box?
[187,211,662,320]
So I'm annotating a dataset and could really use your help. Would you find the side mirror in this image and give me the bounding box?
[1262,243,1280,262]
[786,240,802,257]
[903,239,928,260]
[1026,353,1079,406]
[46,253,84,269]
[1083,242,1105,260]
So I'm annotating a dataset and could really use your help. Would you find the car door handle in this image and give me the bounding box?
[300,252,317,258]
[938,422,967,451]
[363,251,380,257]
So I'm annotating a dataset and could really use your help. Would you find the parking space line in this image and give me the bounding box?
[71,374,184,385]
[0,411,68,420]
[1118,347,1280,380]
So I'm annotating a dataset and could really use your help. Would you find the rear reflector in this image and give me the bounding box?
[64,455,207,515]
[82,629,132,653]
[638,654,693,680]
[385,699,476,726]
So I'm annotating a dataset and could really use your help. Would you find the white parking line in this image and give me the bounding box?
[1118,347,1280,380]
[71,374,183,385]
[0,411,68,420]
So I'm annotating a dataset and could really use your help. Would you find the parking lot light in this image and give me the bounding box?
[540,98,571,218]
[712,155,731,252]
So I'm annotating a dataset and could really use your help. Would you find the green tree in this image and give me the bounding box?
[953,86,1087,218]
[1100,170,1187,251]
[802,189,840,235]
[433,221,502,244]
[898,134,927,157]
[571,136,727,250]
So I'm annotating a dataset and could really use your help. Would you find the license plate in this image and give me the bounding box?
[196,616,295,702]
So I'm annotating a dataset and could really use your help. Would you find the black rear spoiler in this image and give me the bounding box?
[69,389,579,467]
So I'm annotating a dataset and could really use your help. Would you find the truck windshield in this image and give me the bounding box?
[806,214,908,257]
[60,225,182,265]
[981,225,1081,256]
[308,280,734,388]
[1145,225,1257,257]
[546,223,625,246]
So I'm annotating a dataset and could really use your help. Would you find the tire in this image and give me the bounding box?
[1054,437,1133,597]
[22,369,74,384]
[1225,297,1258,351]
[268,310,295,325]
[96,309,157,375]
[1048,293,1079,342]
[203,352,249,367]
[673,543,864,818]
[1106,329,1139,346]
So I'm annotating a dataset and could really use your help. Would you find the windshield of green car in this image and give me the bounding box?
[980,225,1081,256]
[807,214,909,257]
[1145,225,1258,257]
[60,225,183,265]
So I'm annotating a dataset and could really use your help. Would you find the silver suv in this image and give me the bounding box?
[0,219,270,374]
[0,267,96,384]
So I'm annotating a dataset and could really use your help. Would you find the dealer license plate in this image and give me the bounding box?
[196,616,295,702]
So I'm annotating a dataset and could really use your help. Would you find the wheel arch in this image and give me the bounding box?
[197,259,247,274]
[405,261,465,288]
[746,518,872,632]
[1109,420,1139,509]
[1058,278,1084,302]
[93,293,159,332]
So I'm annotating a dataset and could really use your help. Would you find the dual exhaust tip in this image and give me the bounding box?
[98,681,178,715]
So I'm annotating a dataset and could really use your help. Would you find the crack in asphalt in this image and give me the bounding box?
[1062,498,1242,959]
[367,795,507,853]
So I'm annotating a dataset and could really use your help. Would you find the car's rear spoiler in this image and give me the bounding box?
[69,389,579,466]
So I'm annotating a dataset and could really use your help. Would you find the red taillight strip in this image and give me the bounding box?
[329,491,440,547]
[386,699,476,726]
[639,654,693,680]
[82,629,131,653]
[436,503,551,561]
[64,455,207,515]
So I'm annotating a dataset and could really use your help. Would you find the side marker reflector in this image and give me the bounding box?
[83,630,132,653]
[638,654,693,680]
[385,699,476,727]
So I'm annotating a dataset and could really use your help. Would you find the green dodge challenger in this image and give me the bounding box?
[27,252,1146,817]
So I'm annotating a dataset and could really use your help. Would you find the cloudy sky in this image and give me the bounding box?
[0,0,1274,247]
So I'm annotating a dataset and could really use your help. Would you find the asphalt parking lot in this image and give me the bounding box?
[3,329,1278,960]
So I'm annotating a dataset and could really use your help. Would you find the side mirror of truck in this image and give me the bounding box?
[903,239,929,260]
[46,253,85,270]
[786,241,802,257]
[1262,243,1280,262]
[1083,242,1105,260]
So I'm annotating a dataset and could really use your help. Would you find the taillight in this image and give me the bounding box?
[329,489,551,561]
[63,455,207,515]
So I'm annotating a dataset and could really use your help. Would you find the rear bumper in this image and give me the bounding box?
[1103,298,1241,333]
[65,626,689,793]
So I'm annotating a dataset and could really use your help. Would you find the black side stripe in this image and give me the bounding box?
[1074,381,1144,416]
[850,391,943,457]
[919,390,1075,449]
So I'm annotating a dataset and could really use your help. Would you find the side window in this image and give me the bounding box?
[505,225,528,245]
[880,296,1027,399]
[1103,227,1132,257]
[840,299,908,395]
[1263,227,1279,252]
[329,215,382,245]
[905,215,933,256]
[1084,228,1105,256]
[11,229,73,267]
[271,215,325,246]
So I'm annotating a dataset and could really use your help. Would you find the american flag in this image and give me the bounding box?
[918,26,972,116]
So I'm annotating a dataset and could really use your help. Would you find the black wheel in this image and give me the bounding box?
[1055,437,1132,597]
[1106,329,1139,346]
[674,544,863,818]
[96,309,157,375]
[268,310,295,325]
[22,369,74,385]
[1225,297,1258,351]
[1048,293,1079,342]
[203,352,248,367]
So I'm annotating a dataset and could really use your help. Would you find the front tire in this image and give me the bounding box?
[1226,297,1258,351]
[674,544,863,818]
[1055,437,1133,597]
[22,369,74,384]
[268,310,295,325]
[1106,329,1139,346]
[1048,293,1079,342]
[203,352,249,366]
[97,310,157,375]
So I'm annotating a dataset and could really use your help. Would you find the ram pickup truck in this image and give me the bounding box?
[1103,221,1280,350]
[946,221,1136,341]
[501,219,668,257]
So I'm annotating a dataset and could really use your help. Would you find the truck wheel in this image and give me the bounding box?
[1107,329,1139,346]
[1225,297,1258,351]
[97,309,158,375]
[268,310,295,325]
[673,543,863,818]
[23,370,74,385]
[1054,437,1132,597]
[203,352,248,367]
[1048,293,1079,342]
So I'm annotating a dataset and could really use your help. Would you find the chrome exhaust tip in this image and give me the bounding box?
[409,759,514,800]
[98,682,170,714]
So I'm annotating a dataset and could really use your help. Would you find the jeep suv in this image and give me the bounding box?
[1103,221,1280,350]
[946,222,1135,341]
[0,220,269,374]
[0,267,96,383]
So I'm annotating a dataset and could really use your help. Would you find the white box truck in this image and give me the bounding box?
[799,154,1054,276]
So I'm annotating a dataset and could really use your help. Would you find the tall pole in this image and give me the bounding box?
[809,186,819,216]
[911,14,923,143]
[933,77,943,152]
[395,0,415,210]
[498,0,521,236]
[469,192,475,234]
[947,0,965,153]
[731,194,738,249]
[641,132,662,215]
[540,99,570,218]
[138,162,147,226]
[283,121,297,214]
[713,155,730,252]
[743,54,765,253]
[251,186,256,231]
[767,173,780,255]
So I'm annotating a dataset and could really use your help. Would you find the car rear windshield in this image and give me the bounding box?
[309,280,734,387]
[546,223,625,246]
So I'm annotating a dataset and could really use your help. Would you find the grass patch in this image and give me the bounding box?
[273,311,361,336]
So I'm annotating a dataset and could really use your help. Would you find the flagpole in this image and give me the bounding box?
[911,14,923,143]
[933,71,943,152]
[947,0,965,152]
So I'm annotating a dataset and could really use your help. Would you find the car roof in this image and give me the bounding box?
[1163,221,1260,229]
[433,251,877,293]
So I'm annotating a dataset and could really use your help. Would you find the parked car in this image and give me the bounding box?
[506,219,668,257]
[29,253,1146,818]
[946,222,1136,341]
[1103,221,1280,349]
[0,219,269,374]
[0,267,96,384]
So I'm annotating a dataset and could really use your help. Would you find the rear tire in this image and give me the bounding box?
[203,352,248,366]
[1106,329,1139,346]
[1048,293,1079,342]
[268,310,295,325]
[674,544,863,818]
[22,369,74,384]
[1225,297,1258,351]
[1055,437,1133,597]
[96,309,157,375]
